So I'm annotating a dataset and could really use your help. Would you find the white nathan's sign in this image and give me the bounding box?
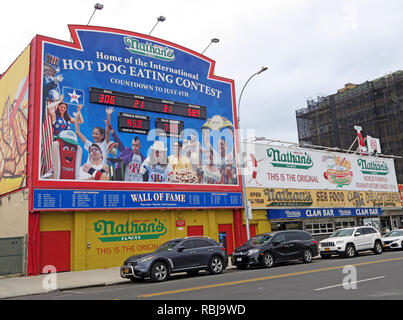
[244,143,398,192]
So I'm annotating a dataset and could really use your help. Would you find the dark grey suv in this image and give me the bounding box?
[232,230,318,269]
[121,236,228,282]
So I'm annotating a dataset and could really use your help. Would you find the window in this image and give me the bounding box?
[364,227,377,234]
[304,219,334,234]
[192,239,214,248]
[273,233,286,244]
[287,231,312,241]
[356,228,366,235]
[181,240,193,249]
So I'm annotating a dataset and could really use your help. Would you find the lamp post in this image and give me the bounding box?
[87,3,104,25]
[201,38,220,55]
[237,66,268,240]
[149,16,166,35]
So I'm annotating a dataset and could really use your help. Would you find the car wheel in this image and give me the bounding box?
[373,241,383,255]
[208,256,224,275]
[401,241,403,251]
[345,244,356,258]
[302,249,313,263]
[262,252,275,268]
[150,262,169,282]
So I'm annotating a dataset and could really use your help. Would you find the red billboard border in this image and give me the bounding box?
[31,25,242,194]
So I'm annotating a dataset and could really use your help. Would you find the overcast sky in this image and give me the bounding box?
[2,0,403,143]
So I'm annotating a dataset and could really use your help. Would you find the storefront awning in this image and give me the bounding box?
[267,207,382,220]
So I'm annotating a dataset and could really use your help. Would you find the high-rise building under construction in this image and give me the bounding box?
[296,70,403,183]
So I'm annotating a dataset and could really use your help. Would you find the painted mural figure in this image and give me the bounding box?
[107,119,146,182]
[51,130,82,180]
[139,141,173,182]
[46,95,84,137]
[74,107,113,165]
[78,143,109,180]
[183,134,205,171]
[41,54,65,176]
[168,141,198,184]
[42,54,63,104]
[197,148,221,184]
[215,137,237,185]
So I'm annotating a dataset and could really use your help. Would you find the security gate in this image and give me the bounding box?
[0,236,25,276]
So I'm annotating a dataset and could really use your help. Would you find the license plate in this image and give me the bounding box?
[325,248,330,252]
[236,258,242,262]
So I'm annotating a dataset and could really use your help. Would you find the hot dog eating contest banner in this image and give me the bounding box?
[32,26,242,210]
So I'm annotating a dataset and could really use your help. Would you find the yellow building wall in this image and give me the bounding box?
[39,209,235,271]
[241,209,271,235]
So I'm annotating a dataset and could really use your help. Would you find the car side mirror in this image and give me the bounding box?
[177,246,185,252]
[272,241,280,246]
[355,232,361,236]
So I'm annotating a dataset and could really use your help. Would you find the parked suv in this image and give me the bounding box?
[121,236,227,282]
[232,230,318,269]
[319,226,383,258]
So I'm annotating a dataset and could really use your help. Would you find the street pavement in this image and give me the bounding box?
[0,260,237,299]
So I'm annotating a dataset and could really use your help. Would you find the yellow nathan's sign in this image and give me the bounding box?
[247,187,402,209]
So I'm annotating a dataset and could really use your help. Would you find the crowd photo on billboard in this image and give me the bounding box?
[39,48,238,186]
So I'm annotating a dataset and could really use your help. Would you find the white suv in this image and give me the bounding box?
[319,226,383,258]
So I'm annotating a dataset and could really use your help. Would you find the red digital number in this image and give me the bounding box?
[163,123,177,133]
[99,93,116,104]
[127,119,143,129]
[187,108,200,118]
[163,104,173,113]
[133,99,144,109]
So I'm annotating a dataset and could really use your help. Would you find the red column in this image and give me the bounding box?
[232,209,243,249]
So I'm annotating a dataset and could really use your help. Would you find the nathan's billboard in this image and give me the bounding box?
[31,26,242,209]
[247,188,402,209]
[0,46,30,195]
[244,142,399,192]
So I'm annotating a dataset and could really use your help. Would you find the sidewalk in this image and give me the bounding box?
[0,267,126,299]
[0,261,236,299]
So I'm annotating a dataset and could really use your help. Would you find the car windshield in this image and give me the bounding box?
[384,231,403,237]
[247,234,272,246]
[331,229,354,237]
[154,240,182,252]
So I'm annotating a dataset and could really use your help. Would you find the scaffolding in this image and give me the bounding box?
[295,70,403,182]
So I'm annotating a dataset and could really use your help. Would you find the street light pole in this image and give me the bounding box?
[149,16,166,36]
[87,3,104,25]
[201,38,220,55]
[237,66,268,240]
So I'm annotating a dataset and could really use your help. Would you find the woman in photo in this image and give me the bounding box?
[47,95,83,137]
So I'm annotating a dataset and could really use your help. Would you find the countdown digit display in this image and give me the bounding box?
[90,87,207,119]
[36,25,240,193]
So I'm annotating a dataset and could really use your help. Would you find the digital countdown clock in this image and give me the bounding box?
[117,112,150,134]
[155,118,184,138]
[90,87,207,119]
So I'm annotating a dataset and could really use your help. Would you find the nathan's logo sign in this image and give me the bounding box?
[94,219,167,242]
[266,148,313,169]
[263,188,313,207]
[124,37,175,61]
[323,155,353,188]
[357,159,389,175]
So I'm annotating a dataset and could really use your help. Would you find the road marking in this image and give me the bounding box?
[314,276,385,291]
[138,257,403,298]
